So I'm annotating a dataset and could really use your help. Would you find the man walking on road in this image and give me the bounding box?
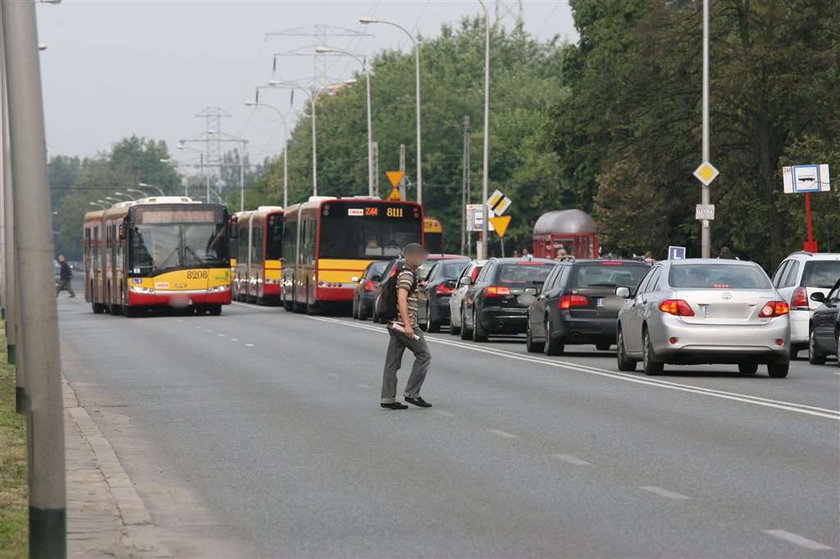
[56,254,75,298]
[381,243,432,410]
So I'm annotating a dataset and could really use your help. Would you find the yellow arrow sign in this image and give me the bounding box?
[489,215,511,238]
[386,171,405,188]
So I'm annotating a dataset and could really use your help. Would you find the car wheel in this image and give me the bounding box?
[596,341,611,351]
[450,309,461,335]
[809,328,827,365]
[544,319,564,356]
[836,330,840,368]
[616,328,636,372]
[460,307,472,340]
[642,329,664,375]
[472,309,488,342]
[767,362,789,378]
[526,320,544,353]
[738,362,758,375]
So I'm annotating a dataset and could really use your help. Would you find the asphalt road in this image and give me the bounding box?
[57,293,840,558]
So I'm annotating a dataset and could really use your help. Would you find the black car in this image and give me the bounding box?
[417,259,470,332]
[526,259,650,355]
[808,279,840,365]
[352,261,389,320]
[460,258,556,342]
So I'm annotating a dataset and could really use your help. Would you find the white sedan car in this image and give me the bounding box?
[616,259,791,377]
[448,259,486,335]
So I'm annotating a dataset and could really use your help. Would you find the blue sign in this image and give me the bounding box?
[792,164,821,193]
[668,246,686,260]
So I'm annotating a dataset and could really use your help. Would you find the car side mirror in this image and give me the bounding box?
[615,286,631,298]
[459,276,472,287]
[351,276,360,283]
[810,292,826,303]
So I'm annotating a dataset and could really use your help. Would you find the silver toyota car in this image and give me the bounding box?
[615,259,790,377]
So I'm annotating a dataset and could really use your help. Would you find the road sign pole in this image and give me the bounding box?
[700,0,711,258]
[1,0,66,554]
[804,192,818,252]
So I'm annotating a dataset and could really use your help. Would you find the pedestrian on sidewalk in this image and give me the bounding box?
[56,254,76,298]
[380,243,432,410]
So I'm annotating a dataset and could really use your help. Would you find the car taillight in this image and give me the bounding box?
[559,294,589,309]
[659,299,695,316]
[791,287,809,310]
[436,284,454,295]
[485,286,511,297]
[364,279,376,292]
[760,301,789,318]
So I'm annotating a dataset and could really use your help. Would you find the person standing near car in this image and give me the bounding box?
[380,243,433,410]
[56,254,75,298]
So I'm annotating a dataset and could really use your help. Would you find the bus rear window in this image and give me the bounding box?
[319,204,422,260]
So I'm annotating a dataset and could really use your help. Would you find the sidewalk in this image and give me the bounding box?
[64,377,171,558]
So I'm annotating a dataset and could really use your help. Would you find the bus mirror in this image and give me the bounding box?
[118,225,126,240]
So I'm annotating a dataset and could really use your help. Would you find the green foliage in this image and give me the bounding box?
[549,0,840,267]
[249,19,569,254]
[50,136,181,258]
[0,328,27,559]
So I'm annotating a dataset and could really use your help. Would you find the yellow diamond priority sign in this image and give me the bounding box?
[693,161,719,186]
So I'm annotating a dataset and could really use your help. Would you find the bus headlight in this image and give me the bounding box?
[206,285,230,294]
[129,286,155,294]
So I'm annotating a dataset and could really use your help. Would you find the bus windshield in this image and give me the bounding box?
[319,205,422,260]
[130,222,228,275]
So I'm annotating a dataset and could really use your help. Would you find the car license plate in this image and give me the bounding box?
[595,297,604,308]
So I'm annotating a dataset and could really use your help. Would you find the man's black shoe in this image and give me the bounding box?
[404,397,432,408]
[381,402,409,410]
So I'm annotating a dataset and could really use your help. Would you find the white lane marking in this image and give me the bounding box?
[326,372,339,379]
[245,343,255,348]
[486,429,518,439]
[306,316,840,421]
[205,329,214,333]
[230,338,239,342]
[640,486,690,500]
[356,383,372,389]
[554,454,590,466]
[216,333,225,337]
[763,529,833,551]
[431,410,455,418]
[231,301,274,313]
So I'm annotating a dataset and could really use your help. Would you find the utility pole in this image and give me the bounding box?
[372,141,379,198]
[399,144,406,200]
[1,0,66,556]
[461,116,470,257]
[478,0,491,260]
[700,0,711,258]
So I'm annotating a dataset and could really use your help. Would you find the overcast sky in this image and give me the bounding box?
[37,0,576,171]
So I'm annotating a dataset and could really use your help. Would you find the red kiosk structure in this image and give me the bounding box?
[532,209,599,259]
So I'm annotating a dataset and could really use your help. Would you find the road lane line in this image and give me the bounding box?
[640,486,690,500]
[763,529,833,551]
[245,343,255,348]
[304,316,840,421]
[230,338,239,342]
[554,454,590,466]
[486,429,517,439]
[216,333,225,337]
[431,410,455,418]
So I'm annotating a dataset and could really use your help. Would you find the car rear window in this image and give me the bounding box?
[669,264,771,289]
[801,260,840,288]
[572,263,649,289]
[497,263,553,284]
[440,261,469,279]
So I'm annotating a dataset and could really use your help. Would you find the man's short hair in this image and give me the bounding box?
[403,243,427,256]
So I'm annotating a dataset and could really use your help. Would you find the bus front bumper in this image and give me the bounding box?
[127,286,231,307]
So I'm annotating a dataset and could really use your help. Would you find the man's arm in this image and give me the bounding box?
[397,288,414,337]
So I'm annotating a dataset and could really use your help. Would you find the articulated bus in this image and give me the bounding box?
[232,206,284,305]
[281,196,424,313]
[424,216,445,255]
[84,197,231,317]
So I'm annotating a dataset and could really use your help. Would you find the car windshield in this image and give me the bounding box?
[801,261,840,288]
[130,222,228,275]
[669,264,770,289]
[573,263,649,288]
[497,263,553,284]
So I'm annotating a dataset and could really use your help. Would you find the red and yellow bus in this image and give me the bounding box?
[281,196,424,313]
[232,206,284,305]
[84,197,231,317]
[424,216,445,255]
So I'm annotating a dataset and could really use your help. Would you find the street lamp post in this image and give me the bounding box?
[360,16,423,204]
[315,46,374,198]
[475,1,491,259]
[137,182,165,196]
[246,99,290,208]
[89,201,107,210]
[700,0,711,258]
[126,188,148,198]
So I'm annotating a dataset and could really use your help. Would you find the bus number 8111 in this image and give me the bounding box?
[387,207,404,218]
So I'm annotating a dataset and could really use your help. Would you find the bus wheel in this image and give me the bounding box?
[92,302,105,314]
[124,306,139,318]
[208,305,222,316]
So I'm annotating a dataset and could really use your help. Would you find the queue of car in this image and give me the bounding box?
[349,249,840,378]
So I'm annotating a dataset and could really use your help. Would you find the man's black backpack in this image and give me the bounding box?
[375,263,417,321]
